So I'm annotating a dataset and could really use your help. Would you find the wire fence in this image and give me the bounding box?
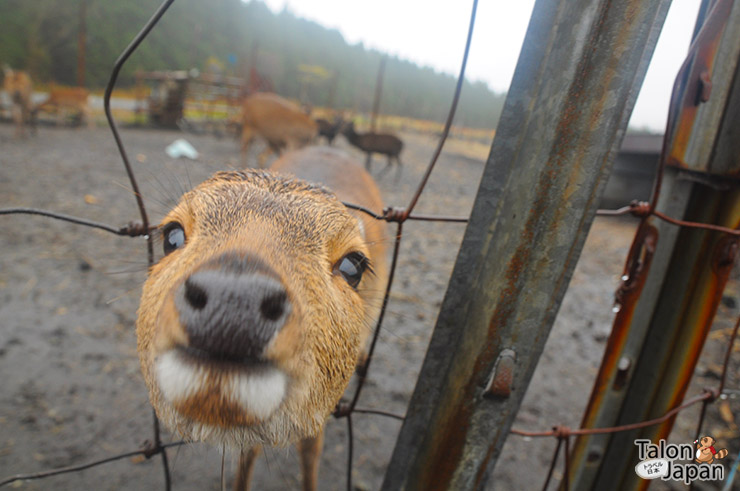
[1,0,739,489]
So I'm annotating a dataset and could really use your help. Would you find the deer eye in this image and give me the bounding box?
[162,222,186,255]
[334,252,368,289]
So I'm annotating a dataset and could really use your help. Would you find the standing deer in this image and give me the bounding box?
[34,85,94,128]
[341,121,403,180]
[314,116,343,145]
[240,92,318,167]
[136,146,388,490]
[3,66,33,138]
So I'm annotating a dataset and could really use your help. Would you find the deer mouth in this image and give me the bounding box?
[155,349,288,425]
[175,343,270,370]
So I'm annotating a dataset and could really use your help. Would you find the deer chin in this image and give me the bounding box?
[154,350,288,433]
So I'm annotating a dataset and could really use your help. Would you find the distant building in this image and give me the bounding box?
[601,133,663,209]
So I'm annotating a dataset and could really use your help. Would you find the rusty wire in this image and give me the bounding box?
[342,201,469,223]
[0,441,187,488]
[0,207,150,236]
[401,0,478,221]
[101,0,178,488]
[597,200,740,237]
[352,408,406,421]
[509,391,720,489]
[510,390,717,438]
[104,0,175,267]
[541,436,564,491]
[3,0,739,488]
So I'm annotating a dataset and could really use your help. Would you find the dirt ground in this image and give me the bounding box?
[1,122,739,490]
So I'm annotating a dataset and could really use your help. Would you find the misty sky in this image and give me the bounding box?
[260,0,703,132]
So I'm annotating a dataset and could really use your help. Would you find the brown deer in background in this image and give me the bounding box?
[136,146,389,490]
[341,121,403,180]
[34,85,94,128]
[314,116,343,145]
[240,92,318,167]
[3,66,33,138]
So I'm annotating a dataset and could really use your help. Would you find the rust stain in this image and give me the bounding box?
[666,0,732,171]
[654,234,739,441]
[569,221,658,473]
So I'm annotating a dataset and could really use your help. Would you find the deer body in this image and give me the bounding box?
[3,67,33,138]
[136,146,387,488]
[35,86,94,128]
[342,121,403,179]
[240,92,318,167]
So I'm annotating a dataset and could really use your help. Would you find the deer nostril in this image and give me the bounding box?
[260,292,286,321]
[184,279,208,310]
[176,262,291,361]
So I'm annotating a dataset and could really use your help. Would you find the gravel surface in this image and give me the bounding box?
[1,122,738,490]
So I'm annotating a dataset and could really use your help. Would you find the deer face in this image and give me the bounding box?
[136,170,376,449]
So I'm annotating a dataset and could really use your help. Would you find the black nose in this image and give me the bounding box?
[175,258,291,361]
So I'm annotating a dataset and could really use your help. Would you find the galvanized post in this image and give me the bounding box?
[380,0,671,489]
[569,0,740,488]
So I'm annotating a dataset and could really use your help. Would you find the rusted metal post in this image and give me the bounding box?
[569,0,740,488]
[380,0,671,489]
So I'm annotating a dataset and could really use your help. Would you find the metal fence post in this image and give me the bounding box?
[380,0,671,489]
[569,0,740,488]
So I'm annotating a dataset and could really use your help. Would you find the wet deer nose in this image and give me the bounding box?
[175,266,291,361]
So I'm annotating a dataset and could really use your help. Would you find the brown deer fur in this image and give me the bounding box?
[240,92,318,167]
[35,86,94,128]
[136,146,388,489]
[3,67,33,137]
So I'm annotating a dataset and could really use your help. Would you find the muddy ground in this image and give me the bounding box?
[1,122,739,490]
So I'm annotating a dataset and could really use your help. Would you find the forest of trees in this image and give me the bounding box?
[0,0,506,128]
